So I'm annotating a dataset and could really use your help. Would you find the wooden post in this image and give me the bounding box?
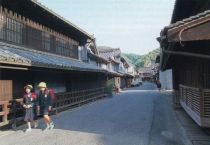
[200,90,204,118]
[3,102,8,124]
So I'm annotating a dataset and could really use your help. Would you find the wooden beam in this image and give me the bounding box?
[168,20,210,42]
[164,50,210,59]
[0,65,28,70]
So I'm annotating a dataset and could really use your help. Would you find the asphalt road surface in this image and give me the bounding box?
[0,82,188,145]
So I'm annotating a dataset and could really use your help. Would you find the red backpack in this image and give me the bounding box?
[23,92,37,100]
[31,93,37,100]
[45,88,56,103]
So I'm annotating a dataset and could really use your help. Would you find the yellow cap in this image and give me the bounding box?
[38,82,47,88]
[24,85,33,90]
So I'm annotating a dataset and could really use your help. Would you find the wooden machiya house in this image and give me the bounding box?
[0,0,108,127]
[158,0,210,127]
[138,67,153,82]
[98,46,134,90]
[119,56,134,88]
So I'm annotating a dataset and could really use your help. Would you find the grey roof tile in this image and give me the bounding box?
[98,46,121,62]
[0,44,104,72]
[167,10,210,31]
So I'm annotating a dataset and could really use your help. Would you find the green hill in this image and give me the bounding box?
[122,48,160,69]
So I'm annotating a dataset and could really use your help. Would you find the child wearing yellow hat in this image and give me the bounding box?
[37,82,54,131]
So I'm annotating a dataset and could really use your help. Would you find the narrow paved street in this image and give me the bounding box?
[0,83,188,145]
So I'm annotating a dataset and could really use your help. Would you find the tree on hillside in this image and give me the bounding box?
[123,48,160,69]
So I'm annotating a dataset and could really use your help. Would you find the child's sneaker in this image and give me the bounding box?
[42,125,50,131]
[49,122,54,130]
[34,122,38,129]
[25,128,32,133]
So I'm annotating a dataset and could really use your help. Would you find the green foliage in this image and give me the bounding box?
[105,79,115,96]
[123,48,160,69]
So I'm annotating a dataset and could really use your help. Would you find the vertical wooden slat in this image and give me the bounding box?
[200,90,204,117]
[55,87,106,112]
[202,89,210,117]
[179,84,201,116]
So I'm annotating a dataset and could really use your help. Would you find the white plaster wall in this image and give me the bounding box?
[159,69,173,90]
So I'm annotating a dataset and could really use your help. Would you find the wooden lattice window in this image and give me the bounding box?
[6,17,22,44]
[0,7,79,59]
[0,13,6,40]
[42,31,51,51]
[27,26,42,50]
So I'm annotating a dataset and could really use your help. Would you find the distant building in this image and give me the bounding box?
[159,70,173,90]
[98,46,134,89]
[155,55,173,90]
[138,67,153,81]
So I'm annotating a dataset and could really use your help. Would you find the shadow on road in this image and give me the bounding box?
[0,82,187,145]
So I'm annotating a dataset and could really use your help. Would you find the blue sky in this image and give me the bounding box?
[39,0,175,55]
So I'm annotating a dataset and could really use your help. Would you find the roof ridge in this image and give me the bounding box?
[167,9,210,30]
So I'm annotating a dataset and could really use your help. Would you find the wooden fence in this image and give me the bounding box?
[0,87,107,129]
[0,101,9,127]
[202,89,210,118]
[172,90,181,109]
[54,87,107,113]
[179,84,210,127]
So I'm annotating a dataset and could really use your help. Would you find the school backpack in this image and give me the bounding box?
[23,92,37,100]
[31,92,37,100]
[45,88,56,103]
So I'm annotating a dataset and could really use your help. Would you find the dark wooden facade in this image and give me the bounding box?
[158,1,210,127]
[0,68,107,99]
[1,0,92,45]
[0,6,79,59]
[0,1,108,128]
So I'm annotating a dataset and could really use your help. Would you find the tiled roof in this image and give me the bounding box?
[121,56,133,68]
[138,67,152,73]
[157,9,210,46]
[88,51,109,64]
[117,71,134,77]
[98,46,121,63]
[98,46,120,53]
[165,10,210,31]
[0,43,105,72]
